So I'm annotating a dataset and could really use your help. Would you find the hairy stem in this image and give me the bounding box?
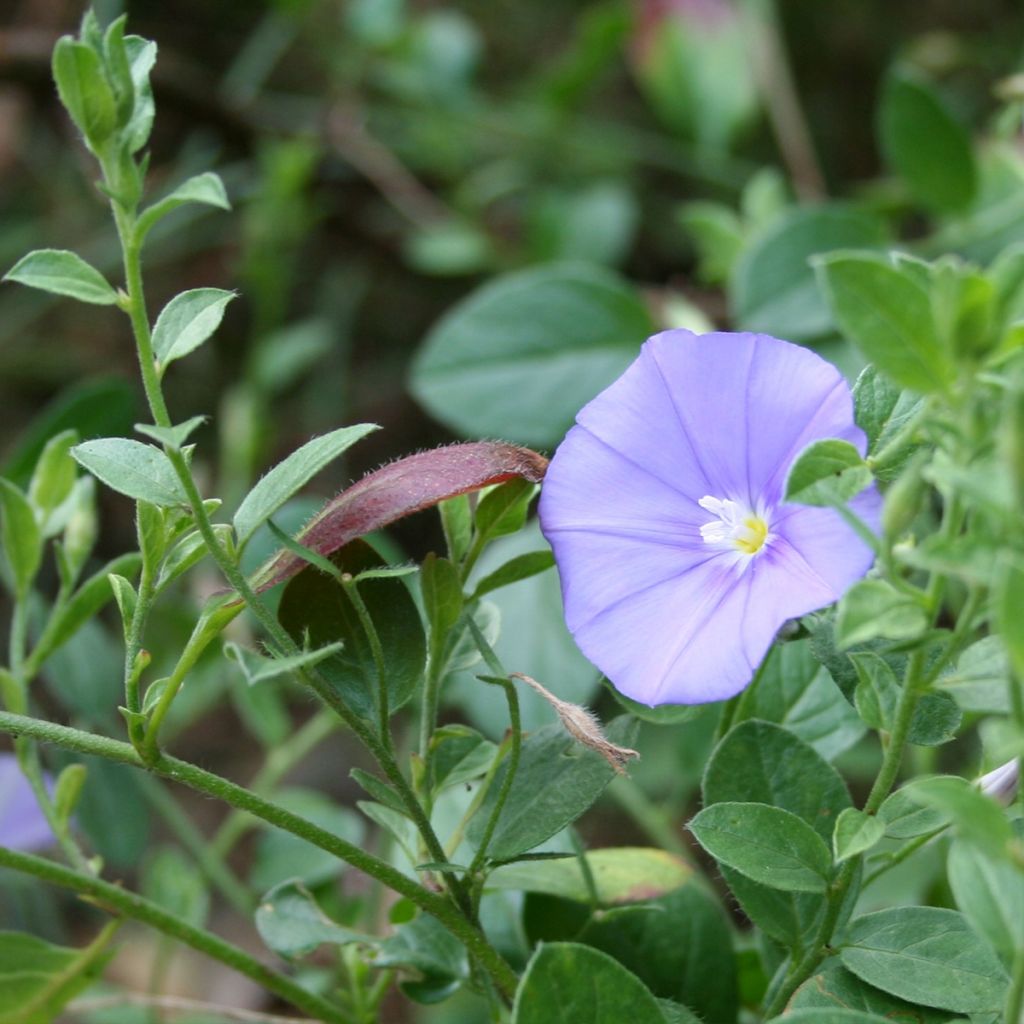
[0,709,518,999]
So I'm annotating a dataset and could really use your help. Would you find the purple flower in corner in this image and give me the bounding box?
[538,330,880,706]
[0,754,55,851]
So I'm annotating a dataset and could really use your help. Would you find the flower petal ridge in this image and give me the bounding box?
[538,330,880,706]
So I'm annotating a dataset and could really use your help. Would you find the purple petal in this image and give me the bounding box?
[539,329,878,706]
[0,754,55,852]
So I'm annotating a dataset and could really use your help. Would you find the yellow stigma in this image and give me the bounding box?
[734,516,769,555]
[698,496,771,557]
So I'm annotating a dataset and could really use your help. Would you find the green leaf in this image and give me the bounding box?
[410,263,654,447]
[429,726,497,791]
[840,908,1008,1012]
[784,439,873,506]
[789,960,956,1023]
[249,788,365,892]
[771,1010,908,1024]
[689,802,832,892]
[102,16,134,125]
[0,929,115,1024]
[51,37,117,149]
[678,201,743,286]
[937,637,1012,714]
[138,171,231,238]
[702,719,851,947]
[487,847,691,905]
[467,716,638,861]
[948,839,1024,963]
[52,763,87,825]
[28,430,78,532]
[878,68,977,212]
[122,35,156,152]
[852,366,923,458]
[233,424,378,545]
[375,913,469,1004]
[134,416,207,451]
[904,775,1013,858]
[816,252,954,394]
[151,288,236,370]
[733,639,865,762]
[421,553,464,639]
[732,205,886,340]
[475,477,537,540]
[877,787,950,840]
[512,943,667,1024]
[834,580,928,648]
[256,879,373,958]
[703,720,850,840]
[850,651,900,730]
[577,882,738,1024]
[350,768,407,814]
[832,808,884,863]
[223,640,345,686]
[4,249,118,306]
[0,479,42,597]
[277,539,426,721]
[71,438,186,507]
[470,550,555,601]
[358,801,419,866]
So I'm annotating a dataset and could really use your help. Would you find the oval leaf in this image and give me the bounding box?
[411,263,654,448]
[732,205,886,341]
[254,441,547,591]
[879,68,977,213]
[71,438,186,507]
[784,439,873,507]
[688,802,833,892]
[840,907,1008,1013]
[513,943,666,1024]
[816,253,954,394]
[277,539,426,722]
[4,249,118,306]
[152,288,235,368]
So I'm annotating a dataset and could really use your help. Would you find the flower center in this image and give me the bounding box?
[698,496,770,556]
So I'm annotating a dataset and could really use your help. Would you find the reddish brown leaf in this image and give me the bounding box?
[252,441,548,590]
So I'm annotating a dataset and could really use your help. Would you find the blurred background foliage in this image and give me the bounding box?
[2,0,1024,1019]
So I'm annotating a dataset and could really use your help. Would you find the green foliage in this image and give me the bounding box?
[840,908,1008,1013]
[513,943,668,1024]
[151,288,236,372]
[0,929,115,1024]
[277,540,426,721]
[784,439,873,506]
[689,802,833,892]
[410,264,654,447]
[878,68,977,212]
[467,717,638,861]
[732,205,885,340]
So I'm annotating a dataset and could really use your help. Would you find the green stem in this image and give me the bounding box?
[468,676,521,878]
[0,845,347,1024]
[122,536,157,734]
[1006,944,1024,1024]
[0,709,518,999]
[105,140,476,958]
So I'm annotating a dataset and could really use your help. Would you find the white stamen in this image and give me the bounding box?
[698,494,770,556]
